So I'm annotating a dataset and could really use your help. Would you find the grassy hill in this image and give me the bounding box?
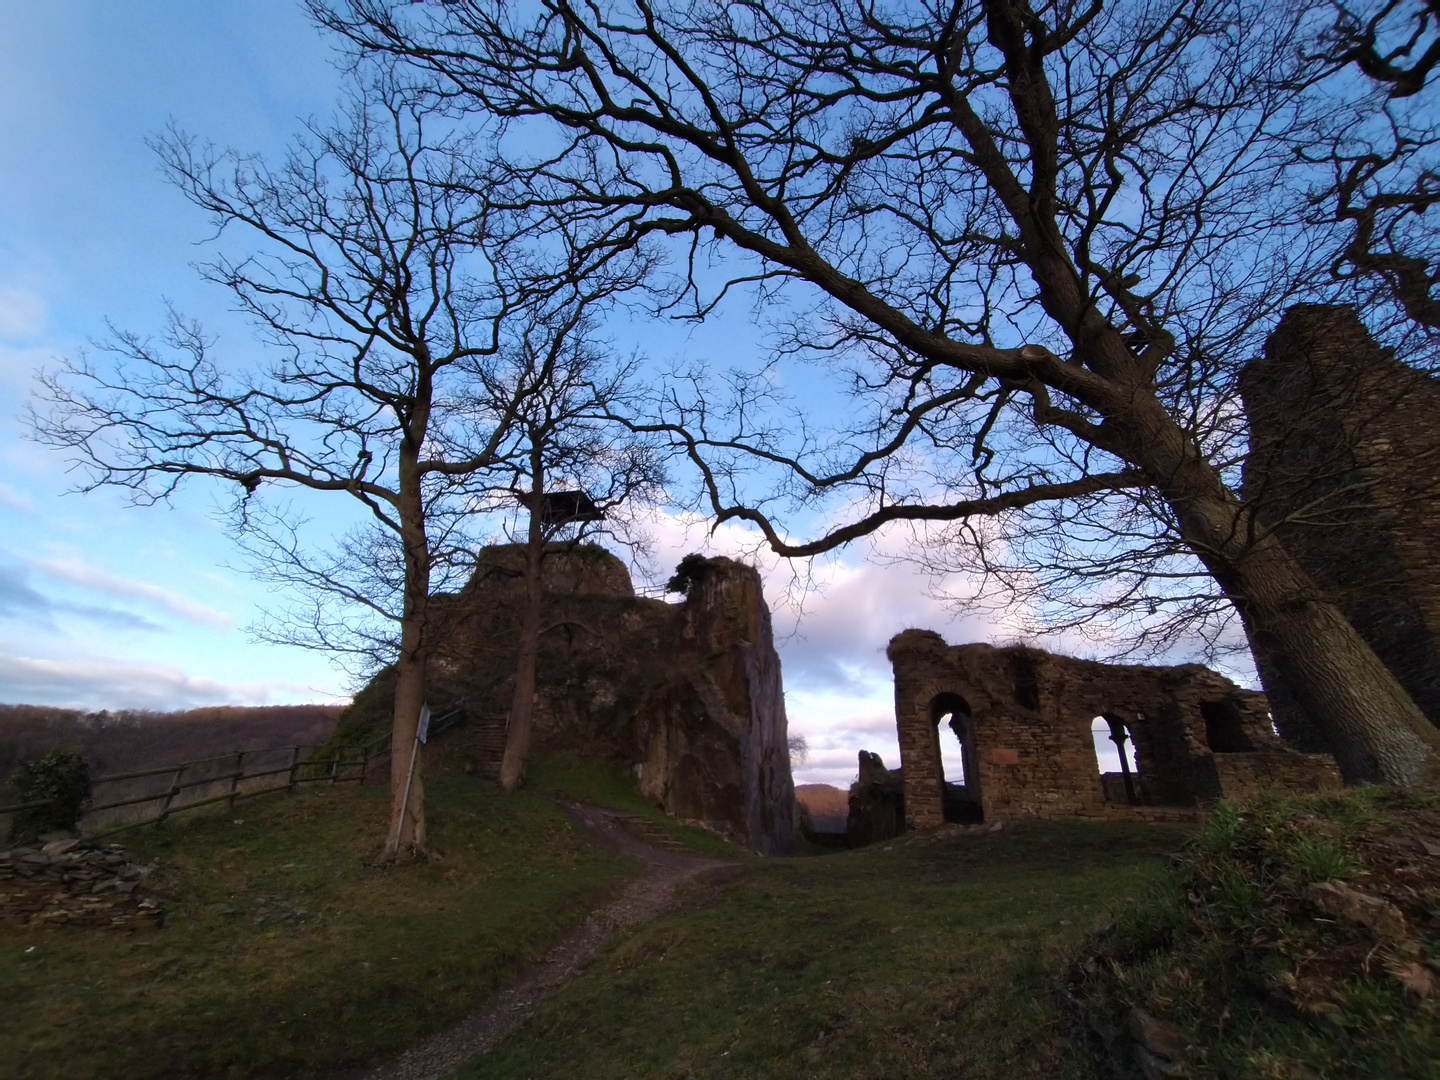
[5,750,1433,1080]
[453,818,1189,1080]
[1,771,641,1080]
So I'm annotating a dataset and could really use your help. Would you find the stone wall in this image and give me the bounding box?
[886,632,1340,829]
[1241,305,1440,747]
[0,839,163,929]
[845,750,906,847]
[420,547,797,855]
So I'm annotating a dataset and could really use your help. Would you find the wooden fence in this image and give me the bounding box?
[0,738,393,841]
[0,704,493,841]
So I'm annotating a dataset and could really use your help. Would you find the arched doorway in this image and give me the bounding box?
[931,693,983,823]
[1091,715,1141,805]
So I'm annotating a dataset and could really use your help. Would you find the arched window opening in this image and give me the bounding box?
[930,693,972,783]
[930,693,983,823]
[1202,701,1255,753]
[1092,716,1140,805]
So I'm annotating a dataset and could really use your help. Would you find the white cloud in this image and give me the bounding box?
[0,652,343,712]
[27,555,234,629]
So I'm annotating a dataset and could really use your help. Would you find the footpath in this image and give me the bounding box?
[349,801,732,1080]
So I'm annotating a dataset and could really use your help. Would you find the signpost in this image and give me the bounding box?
[389,703,430,851]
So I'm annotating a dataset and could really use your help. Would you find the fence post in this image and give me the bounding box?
[287,746,301,794]
[330,748,341,785]
[227,751,245,810]
[359,747,369,787]
[156,765,187,826]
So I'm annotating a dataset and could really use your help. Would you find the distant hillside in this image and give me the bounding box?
[0,704,346,783]
[795,783,848,833]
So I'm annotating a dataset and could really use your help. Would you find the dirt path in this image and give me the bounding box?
[350,802,731,1080]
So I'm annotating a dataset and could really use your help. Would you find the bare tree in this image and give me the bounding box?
[1307,0,1440,334]
[308,0,1440,786]
[30,76,646,858]
[457,320,666,790]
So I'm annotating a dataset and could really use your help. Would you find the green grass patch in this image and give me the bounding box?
[1,773,639,1080]
[452,818,1192,1080]
[524,752,745,859]
[1068,786,1440,1080]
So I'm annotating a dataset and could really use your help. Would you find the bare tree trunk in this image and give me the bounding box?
[500,449,544,791]
[381,383,434,858]
[1242,577,1440,785]
[383,610,428,856]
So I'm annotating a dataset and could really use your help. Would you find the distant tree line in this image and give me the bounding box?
[0,704,343,785]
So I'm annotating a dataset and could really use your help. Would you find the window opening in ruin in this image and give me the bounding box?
[930,693,982,823]
[1202,700,1255,753]
[1092,716,1140,805]
[931,694,971,783]
[1010,654,1040,711]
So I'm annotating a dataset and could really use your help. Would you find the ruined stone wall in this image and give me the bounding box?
[887,632,1339,829]
[0,840,163,929]
[423,547,797,855]
[632,558,795,855]
[1241,305,1440,746]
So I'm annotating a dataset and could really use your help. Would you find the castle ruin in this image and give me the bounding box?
[880,633,1339,832]
[859,304,1438,838]
[1240,304,1440,749]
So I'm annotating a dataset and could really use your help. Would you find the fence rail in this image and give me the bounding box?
[0,738,394,839]
[0,703,486,840]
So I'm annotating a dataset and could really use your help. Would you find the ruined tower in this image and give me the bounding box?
[1240,305,1440,748]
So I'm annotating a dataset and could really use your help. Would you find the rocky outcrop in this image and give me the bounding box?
[418,547,797,855]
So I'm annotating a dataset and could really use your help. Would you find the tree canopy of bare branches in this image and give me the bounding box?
[307,0,1440,787]
[31,75,651,857]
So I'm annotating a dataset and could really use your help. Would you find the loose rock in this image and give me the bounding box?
[0,842,162,930]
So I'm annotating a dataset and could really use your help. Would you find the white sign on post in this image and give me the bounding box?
[417,703,432,745]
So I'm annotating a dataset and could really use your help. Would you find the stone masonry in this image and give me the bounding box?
[1241,305,1440,748]
[408,546,798,855]
[0,838,162,929]
[886,632,1340,829]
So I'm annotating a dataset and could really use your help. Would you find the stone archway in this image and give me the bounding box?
[931,693,984,823]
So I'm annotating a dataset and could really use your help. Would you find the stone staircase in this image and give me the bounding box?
[608,812,704,856]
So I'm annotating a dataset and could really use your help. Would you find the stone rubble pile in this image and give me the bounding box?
[0,838,163,929]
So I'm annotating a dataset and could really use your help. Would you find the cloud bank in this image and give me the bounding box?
[27,556,233,628]
[0,652,343,712]
[0,563,164,631]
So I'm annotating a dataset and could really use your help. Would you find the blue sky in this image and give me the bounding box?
[0,2,354,711]
[0,1,1163,785]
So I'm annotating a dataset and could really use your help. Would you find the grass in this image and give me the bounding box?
[1069,786,1440,1080]
[1,771,641,1080]
[450,818,1193,1080]
[522,752,747,859]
